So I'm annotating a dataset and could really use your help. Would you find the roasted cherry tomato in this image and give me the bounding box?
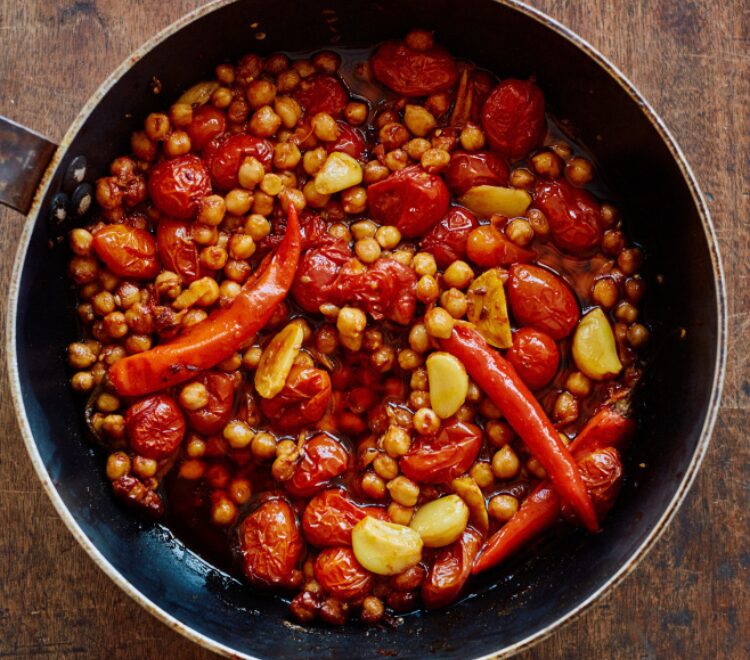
[327,122,366,159]
[186,105,227,150]
[284,433,349,498]
[204,133,274,190]
[259,366,332,434]
[342,258,418,325]
[444,151,510,196]
[291,239,353,313]
[422,528,482,609]
[125,394,185,460]
[420,207,478,269]
[367,165,450,238]
[91,224,159,279]
[314,547,373,601]
[294,74,349,117]
[534,179,603,256]
[481,79,546,160]
[400,419,482,484]
[147,154,212,219]
[370,40,458,96]
[302,489,387,547]
[156,217,201,282]
[185,371,235,435]
[466,224,536,268]
[238,498,303,589]
[575,447,624,518]
[505,327,559,390]
[507,264,580,340]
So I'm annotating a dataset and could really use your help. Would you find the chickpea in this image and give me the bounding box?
[193,223,219,246]
[383,425,411,457]
[302,147,327,177]
[228,233,256,260]
[553,391,579,425]
[311,112,339,142]
[370,346,396,373]
[124,334,151,354]
[387,502,414,526]
[375,109,400,129]
[169,102,193,127]
[164,130,191,157]
[252,190,275,216]
[415,275,439,304]
[442,261,472,289]
[273,142,302,170]
[440,288,468,319]
[347,220,374,241]
[408,324,430,353]
[485,420,515,448]
[565,371,593,398]
[602,229,625,256]
[211,497,237,527]
[200,246,228,271]
[627,323,650,349]
[101,414,125,439]
[179,382,209,411]
[130,130,156,161]
[509,167,535,189]
[344,101,368,126]
[257,173,281,198]
[392,247,415,266]
[106,451,131,480]
[242,214,269,242]
[229,478,253,505]
[179,459,206,480]
[249,105,282,138]
[354,237,381,264]
[211,86,233,109]
[185,436,206,459]
[470,462,495,489]
[300,179,327,208]
[425,92,450,117]
[374,453,400,481]
[397,348,423,371]
[618,247,643,276]
[276,68,301,93]
[361,472,386,500]
[361,596,385,624]
[313,325,338,355]
[69,256,99,285]
[526,457,547,479]
[337,306,366,336]
[531,151,563,179]
[387,476,420,507]
[68,341,97,369]
[223,420,254,449]
[565,157,594,186]
[624,277,646,304]
[379,122,410,150]
[96,392,120,413]
[341,186,367,215]
[133,455,158,479]
[144,112,170,141]
[424,307,454,339]
[492,445,520,479]
[68,228,93,256]
[412,408,440,435]
[251,431,278,461]
[292,59,315,78]
[363,159,390,184]
[420,148,450,174]
[104,311,128,338]
[404,137,431,161]
[409,389,430,410]
[279,187,306,214]
[614,301,639,324]
[410,367,428,391]
[506,218,535,247]
[384,149,408,171]
[405,28,433,51]
[71,371,94,392]
[600,203,619,228]
[244,79,275,109]
[459,123,485,151]
[100,344,126,366]
[404,105,437,137]
[528,208,550,238]
[489,494,519,522]
[217,351,242,372]
[370,225,399,251]
[592,277,619,309]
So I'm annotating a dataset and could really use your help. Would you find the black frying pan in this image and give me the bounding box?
[2,0,726,657]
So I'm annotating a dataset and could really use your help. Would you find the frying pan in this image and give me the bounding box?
[2,0,726,657]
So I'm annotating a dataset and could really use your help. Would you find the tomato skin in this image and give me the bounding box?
[371,41,458,96]
[238,498,303,589]
[534,179,603,256]
[91,224,159,279]
[314,547,373,601]
[125,394,186,459]
[203,133,274,190]
[156,217,201,282]
[444,151,510,196]
[422,528,482,609]
[148,154,211,219]
[466,224,536,268]
[259,366,332,434]
[507,264,579,340]
[302,489,387,547]
[326,121,366,159]
[576,447,624,518]
[186,105,227,150]
[185,372,236,435]
[291,239,353,313]
[505,328,559,390]
[294,74,349,117]
[283,434,349,498]
[341,258,418,325]
[481,79,546,160]
[400,419,482,484]
[420,207,478,269]
[367,165,450,238]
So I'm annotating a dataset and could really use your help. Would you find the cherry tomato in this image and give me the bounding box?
[400,419,482,484]
[302,489,387,547]
[186,105,227,150]
[444,151,510,196]
[326,122,366,159]
[421,528,482,609]
[481,79,546,160]
[185,372,236,435]
[156,217,201,282]
[314,547,373,601]
[576,447,624,518]
[367,165,450,238]
[125,394,185,459]
[147,154,212,219]
[370,40,458,96]
[204,133,274,190]
[340,258,417,325]
[534,179,603,256]
[507,264,580,340]
[291,239,353,313]
[259,366,332,434]
[505,327,559,390]
[91,224,159,279]
[238,498,303,589]
[420,207,479,269]
[284,434,349,498]
[466,224,536,268]
[294,74,349,117]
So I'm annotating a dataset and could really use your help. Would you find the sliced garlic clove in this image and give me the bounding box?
[426,352,469,419]
[459,185,532,218]
[254,320,305,398]
[314,152,363,195]
[352,516,423,576]
[572,307,623,380]
[409,495,470,548]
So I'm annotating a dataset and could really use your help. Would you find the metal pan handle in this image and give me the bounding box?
[0,116,57,215]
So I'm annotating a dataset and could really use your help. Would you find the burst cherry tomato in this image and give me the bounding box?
[147,154,212,219]
[186,105,227,150]
[302,489,387,547]
[184,372,235,435]
[125,394,185,460]
[284,434,349,498]
[576,447,624,518]
[314,547,373,601]
[238,498,303,589]
[91,224,159,279]
[420,207,478,269]
[444,151,510,196]
[326,122,366,159]
[534,179,603,256]
[400,419,482,484]
[341,258,418,325]
[294,74,349,117]
[481,79,546,160]
[370,40,458,96]
[291,239,353,314]
[466,224,536,268]
[259,366,332,434]
[422,528,482,609]
[507,263,580,340]
[204,133,274,190]
[156,217,201,282]
[367,165,450,238]
[505,328,559,390]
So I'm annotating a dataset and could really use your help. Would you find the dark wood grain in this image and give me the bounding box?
[0,1,747,658]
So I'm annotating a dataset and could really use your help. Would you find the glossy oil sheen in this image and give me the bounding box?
[12,0,720,657]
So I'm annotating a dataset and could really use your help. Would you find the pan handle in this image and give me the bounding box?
[0,116,57,215]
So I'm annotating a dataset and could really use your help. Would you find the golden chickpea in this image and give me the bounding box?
[242,214,270,241]
[387,503,414,526]
[370,346,395,373]
[301,147,326,176]
[249,105,282,138]
[344,101,368,126]
[470,462,495,489]
[618,247,643,276]
[269,97,301,132]
[223,189,252,216]
[69,256,99,285]
[403,105,437,137]
[71,371,94,392]
[252,190,275,216]
[179,459,206,480]
[387,476,420,507]
[144,112,170,141]
[371,225,399,250]
[411,252,437,277]
[409,390,430,410]
[179,382,209,411]
[169,102,193,127]
[600,203,619,228]
[211,497,237,527]
[312,50,341,73]
[361,472,387,500]
[200,245,228,271]
[226,233,254,261]
[164,130,191,157]
[251,431,278,461]
[405,28,433,51]
[614,301,639,324]
[245,79,276,109]
[223,420,254,449]
[273,142,301,170]
[68,341,97,369]
[384,149,408,171]
[279,187,307,215]
[566,157,595,186]
[410,367,428,391]
[337,306,367,335]
[133,455,158,479]
[425,92,450,117]
[341,186,368,215]
[602,229,625,256]
[194,195,225,227]
[443,261,473,289]
[104,311,128,338]
[311,112,339,142]
[185,436,206,458]
[506,218,535,247]
[531,151,562,179]
[420,148,450,174]
[592,277,619,309]
[627,323,650,349]
[217,351,242,372]
[403,137,430,161]
[363,159,390,184]
[485,420,515,448]
[489,494,519,522]
[106,451,131,480]
[101,414,125,439]
[211,86,233,109]
[100,344,126,366]
[293,59,315,78]
[300,180,327,208]
[124,334,151,355]
[412,407,440,435]
[193,223,219,246]
[440,288,468,319]
[526,457,547,479]
[491,445,520,479]
[97,392,120,413]
[383,425,411,457]
[214,62,234,83]
[276,67,301,92]
[130,130,156,161]
[69,228,93,256]
[509,167,535,189]
[459,123,486,151]
[228,478,253,505]
[397,348,423,371]
[259,173,283,197]
[528,208,550,238]
[391,247,415,266]
[624,277,646,304]
[242,346,263,371]
[183,309,208,327]
[374,453,399,480]
[408,323,430,353]
[353,237,380,264]
[565,371,593,398]
[424,307,454,339]
[553,391,579,425]
[415,274,439,303]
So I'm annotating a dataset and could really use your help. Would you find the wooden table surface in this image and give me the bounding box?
[1,1,747,657]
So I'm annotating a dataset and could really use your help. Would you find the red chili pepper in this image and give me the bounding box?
[440,323,598,532]
[472,396,634,574]
[109,205,301,396]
